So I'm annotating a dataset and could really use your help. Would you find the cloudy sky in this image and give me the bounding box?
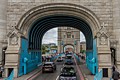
[42,28,85,45]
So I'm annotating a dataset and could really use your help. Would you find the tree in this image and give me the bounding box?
[80,50,86,54]
[50,46,57,49]
[42,45,49,54]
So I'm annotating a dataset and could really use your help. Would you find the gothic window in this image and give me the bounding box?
[72,35,74,38]
[67,32,71,38]
[64,35,66,38]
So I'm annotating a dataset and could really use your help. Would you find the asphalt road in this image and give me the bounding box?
[34,58,81,80]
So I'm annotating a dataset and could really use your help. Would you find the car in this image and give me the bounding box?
[66,54,73,60]
[61,54,66,59]
[66,52,73,56]
[59,66,77,80]
[64,59,73,65]
[42,62,56,73]
[57,56,63,62]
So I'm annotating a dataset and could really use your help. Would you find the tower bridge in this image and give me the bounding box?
[0,0,119,79]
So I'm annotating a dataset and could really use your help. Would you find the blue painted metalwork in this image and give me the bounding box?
[27,15,97,76]
[50,55,59,62]
[93,39,98,74]
[86,50,94,73]
[86,39,98,74]
[18,37,41,76]
[94,69,103,80]
[74,54,80,63]
[28,15,93,50]
[4,70,14,80]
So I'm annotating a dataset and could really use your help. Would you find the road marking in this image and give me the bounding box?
[27,70,42,80]
[63,64,64,66]
[56,75,59,80]
[27,56,59,80]
[73,55,84,80]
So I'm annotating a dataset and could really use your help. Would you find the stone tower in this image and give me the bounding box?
[0,0,7,67]
[58,27,80,53]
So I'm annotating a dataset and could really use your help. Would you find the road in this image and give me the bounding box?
[33,58,81,80]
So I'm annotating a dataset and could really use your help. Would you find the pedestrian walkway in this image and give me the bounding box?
[79,58,110,80]
[14,66,42,80]
[79,63,94,80]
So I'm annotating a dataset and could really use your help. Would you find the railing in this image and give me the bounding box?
[94,69,103,80]
[50,55,59,62]
[26,57,39,73]
[4,70,14,80]
[74,54,80,63]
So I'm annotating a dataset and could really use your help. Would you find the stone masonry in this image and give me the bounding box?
[58,27,80,53]
[0,0,119,78]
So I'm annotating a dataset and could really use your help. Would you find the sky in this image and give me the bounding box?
[42,28,85,45]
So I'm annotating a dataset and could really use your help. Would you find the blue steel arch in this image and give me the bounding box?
[18,15,98,76]
[28,15,93,51]
[26,15,98,75]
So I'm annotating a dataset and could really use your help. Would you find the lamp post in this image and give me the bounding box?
[61,41,64,53]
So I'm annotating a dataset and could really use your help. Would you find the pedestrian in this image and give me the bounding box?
[0,67,3,77]
[112,70,120,80]
[112,66,115,72]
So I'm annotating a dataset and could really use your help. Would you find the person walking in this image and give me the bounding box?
[112,70,120,80]
[112,66,115,72]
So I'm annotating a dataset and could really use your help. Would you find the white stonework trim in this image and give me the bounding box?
[16,3,101,38]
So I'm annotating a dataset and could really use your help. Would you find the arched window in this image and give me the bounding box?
[72,35,74,38]
[67,32,71,38]
[64,35,66,38]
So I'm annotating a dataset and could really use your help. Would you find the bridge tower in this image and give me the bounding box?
[58,27,80,53]
[0,0,7,67]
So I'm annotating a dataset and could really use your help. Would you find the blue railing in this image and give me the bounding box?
[86,51,96,75]
[4,70,14,80]
[26,57,39,73]
[50,55,59,62]
[94,69,103,80]
[86,39,98,75]
[18,38,41,76]
[74,54,80,63]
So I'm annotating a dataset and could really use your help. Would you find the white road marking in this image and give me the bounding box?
[63,64,64,66]
[56,75,59,80]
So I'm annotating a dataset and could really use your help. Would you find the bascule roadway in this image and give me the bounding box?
[33,56,82,80]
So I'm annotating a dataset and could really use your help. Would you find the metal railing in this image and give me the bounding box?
[94,69,103,80]
[4,70,14,80]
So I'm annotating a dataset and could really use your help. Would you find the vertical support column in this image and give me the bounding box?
[74,46,76,53]
[76,40,80,53]
[14,68,18,78]
[57,41,61,53]
[113,0,120,70]
[61,45,63,53]
[58,27,61,53]
[5,68,8,77]
[96,22,112,77]
[93,39,98,74]
[0,0,7,66]
[23,58,28,74]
